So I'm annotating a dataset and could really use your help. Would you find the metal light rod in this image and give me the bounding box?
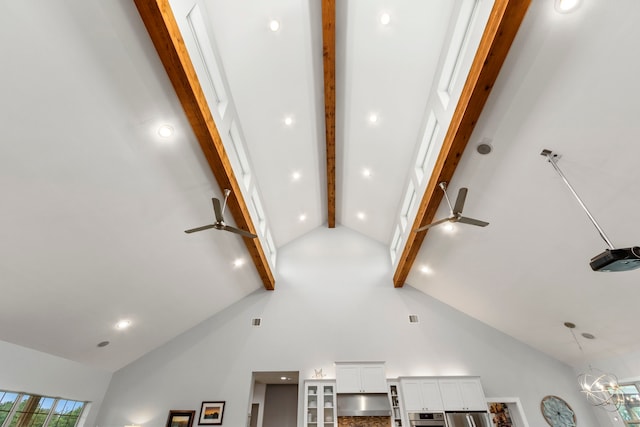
[541,149,615,249]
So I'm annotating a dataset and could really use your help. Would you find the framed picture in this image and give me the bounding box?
[166,410,196,427]
[198,401,225,425]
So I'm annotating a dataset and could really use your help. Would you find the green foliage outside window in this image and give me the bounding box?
[0,391,85,427]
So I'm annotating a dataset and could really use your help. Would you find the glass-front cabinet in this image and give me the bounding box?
[305,381,336,427]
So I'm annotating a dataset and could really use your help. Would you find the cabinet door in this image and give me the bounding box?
[306,383,320,427]
[336,366,362,393]
[419,380,444,411]
[400,379,443,411]
[458,379,487,411]
[439,379,464,410]
[360,365,387,393]
[400,380,424,411]
[322,384,336,427]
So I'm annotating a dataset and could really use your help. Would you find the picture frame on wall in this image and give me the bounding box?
[198,401,225,425]
[166,410,196,427]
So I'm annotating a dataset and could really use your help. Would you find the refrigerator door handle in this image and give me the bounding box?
[467,414,477,427]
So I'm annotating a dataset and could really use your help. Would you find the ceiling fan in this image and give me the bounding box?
[184,189,258,239]
[415,182,489,232]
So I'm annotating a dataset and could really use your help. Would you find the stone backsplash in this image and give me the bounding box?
[337,416,391,427]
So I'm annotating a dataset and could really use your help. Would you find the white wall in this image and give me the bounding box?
[95,226,608,427]
[0,340,112,427]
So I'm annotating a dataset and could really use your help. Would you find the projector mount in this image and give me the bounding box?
[541,149,640,272]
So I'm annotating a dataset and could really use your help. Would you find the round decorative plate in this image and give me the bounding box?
[541,395,576,427]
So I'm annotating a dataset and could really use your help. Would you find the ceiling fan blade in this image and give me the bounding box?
[223,225,258,239]
[415,217,452,232]
[453,187,468,215]
[457,216,489,227]
[184,224,216,234]
[212,198,224,223]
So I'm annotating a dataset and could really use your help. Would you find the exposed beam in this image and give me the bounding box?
[393,0,531,287]
[134,0,275,290]
[322,0,336,228]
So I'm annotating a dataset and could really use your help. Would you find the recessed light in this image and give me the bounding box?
[115,320,131,330]
[444,223,455,233]
[97,341,110,348]
[362,168,372,178]
[380,13,391,25]
[368,114,378,123]
[357,212,366,220]
[299,214,307,222]
[554,0,580,13]
[284,116,293,126]
[157,124,173,138]
[292,171,301,181]
[269,20,280,32]
[420,265,432,275]
[233,258,245,268]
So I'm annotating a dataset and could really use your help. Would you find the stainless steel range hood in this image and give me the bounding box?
[336,393,392,417]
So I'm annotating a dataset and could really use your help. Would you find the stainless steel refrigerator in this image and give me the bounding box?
[445,412,491,427]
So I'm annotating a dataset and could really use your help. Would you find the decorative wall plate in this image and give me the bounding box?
[540,395,576,427]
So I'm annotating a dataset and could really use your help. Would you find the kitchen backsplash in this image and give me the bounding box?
[337,416,391,427]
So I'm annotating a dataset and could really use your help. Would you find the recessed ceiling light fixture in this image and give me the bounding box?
[157,124,173,138]
[555,0,580,13]
[380,13,391,25]
[115,320,131,330]
[292,171,301,181]
[269,20,280,32]
[284,116,293,126]
[233,258,245,268]
[444,223,455,233]
[97,341,110,348]
[299,214,307,222]
[420,265,432,275]
[357,212,366,220]
[368,114,378,124]
[362,168,372,178]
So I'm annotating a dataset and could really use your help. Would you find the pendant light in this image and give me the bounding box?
[565,322,624,410]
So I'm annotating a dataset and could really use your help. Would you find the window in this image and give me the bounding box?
[0,390,86,427]
[617,383,640,426]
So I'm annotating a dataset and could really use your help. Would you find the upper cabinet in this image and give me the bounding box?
[399,378,443,412]
[336,363,388,393]
[438,377,487,411]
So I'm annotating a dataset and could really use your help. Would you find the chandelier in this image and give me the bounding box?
[565,322,624,410]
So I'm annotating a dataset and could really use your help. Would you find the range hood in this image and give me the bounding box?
[336,393,392,417]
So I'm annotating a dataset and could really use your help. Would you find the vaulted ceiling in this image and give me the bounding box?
[3,0,640,373]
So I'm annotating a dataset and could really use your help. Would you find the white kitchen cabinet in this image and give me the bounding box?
[305,381,336,427]
[399,378,443,412]
[335,363,387,393]
[438,377,487,411]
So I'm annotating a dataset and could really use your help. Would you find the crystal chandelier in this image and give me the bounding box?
[565,322,624,410]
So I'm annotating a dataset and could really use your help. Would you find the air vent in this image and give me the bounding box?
[251,318,262,327]
[409,315,419,323]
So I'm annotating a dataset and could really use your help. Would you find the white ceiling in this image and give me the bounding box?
[2,0,640,373]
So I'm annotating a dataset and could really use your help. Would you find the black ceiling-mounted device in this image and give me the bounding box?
[541,149,640,272]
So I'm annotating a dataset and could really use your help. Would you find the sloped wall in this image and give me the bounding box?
[95,226,607,427]
[0,340,112,427]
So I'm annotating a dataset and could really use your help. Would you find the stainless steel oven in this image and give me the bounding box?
[408,412,447,427]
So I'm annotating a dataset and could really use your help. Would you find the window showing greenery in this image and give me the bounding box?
[0,391,86,427]
[617,384,640,426]
[0,392,19,426]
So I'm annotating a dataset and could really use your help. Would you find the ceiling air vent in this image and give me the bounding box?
[251,318,262,327]
[409,315,419,324]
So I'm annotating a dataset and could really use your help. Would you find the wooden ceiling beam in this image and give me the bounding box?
[393,0,531,287]
[134,0,275,290]
[322,0,336,228]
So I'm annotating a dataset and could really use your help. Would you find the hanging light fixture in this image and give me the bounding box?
[565,322,624,410]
